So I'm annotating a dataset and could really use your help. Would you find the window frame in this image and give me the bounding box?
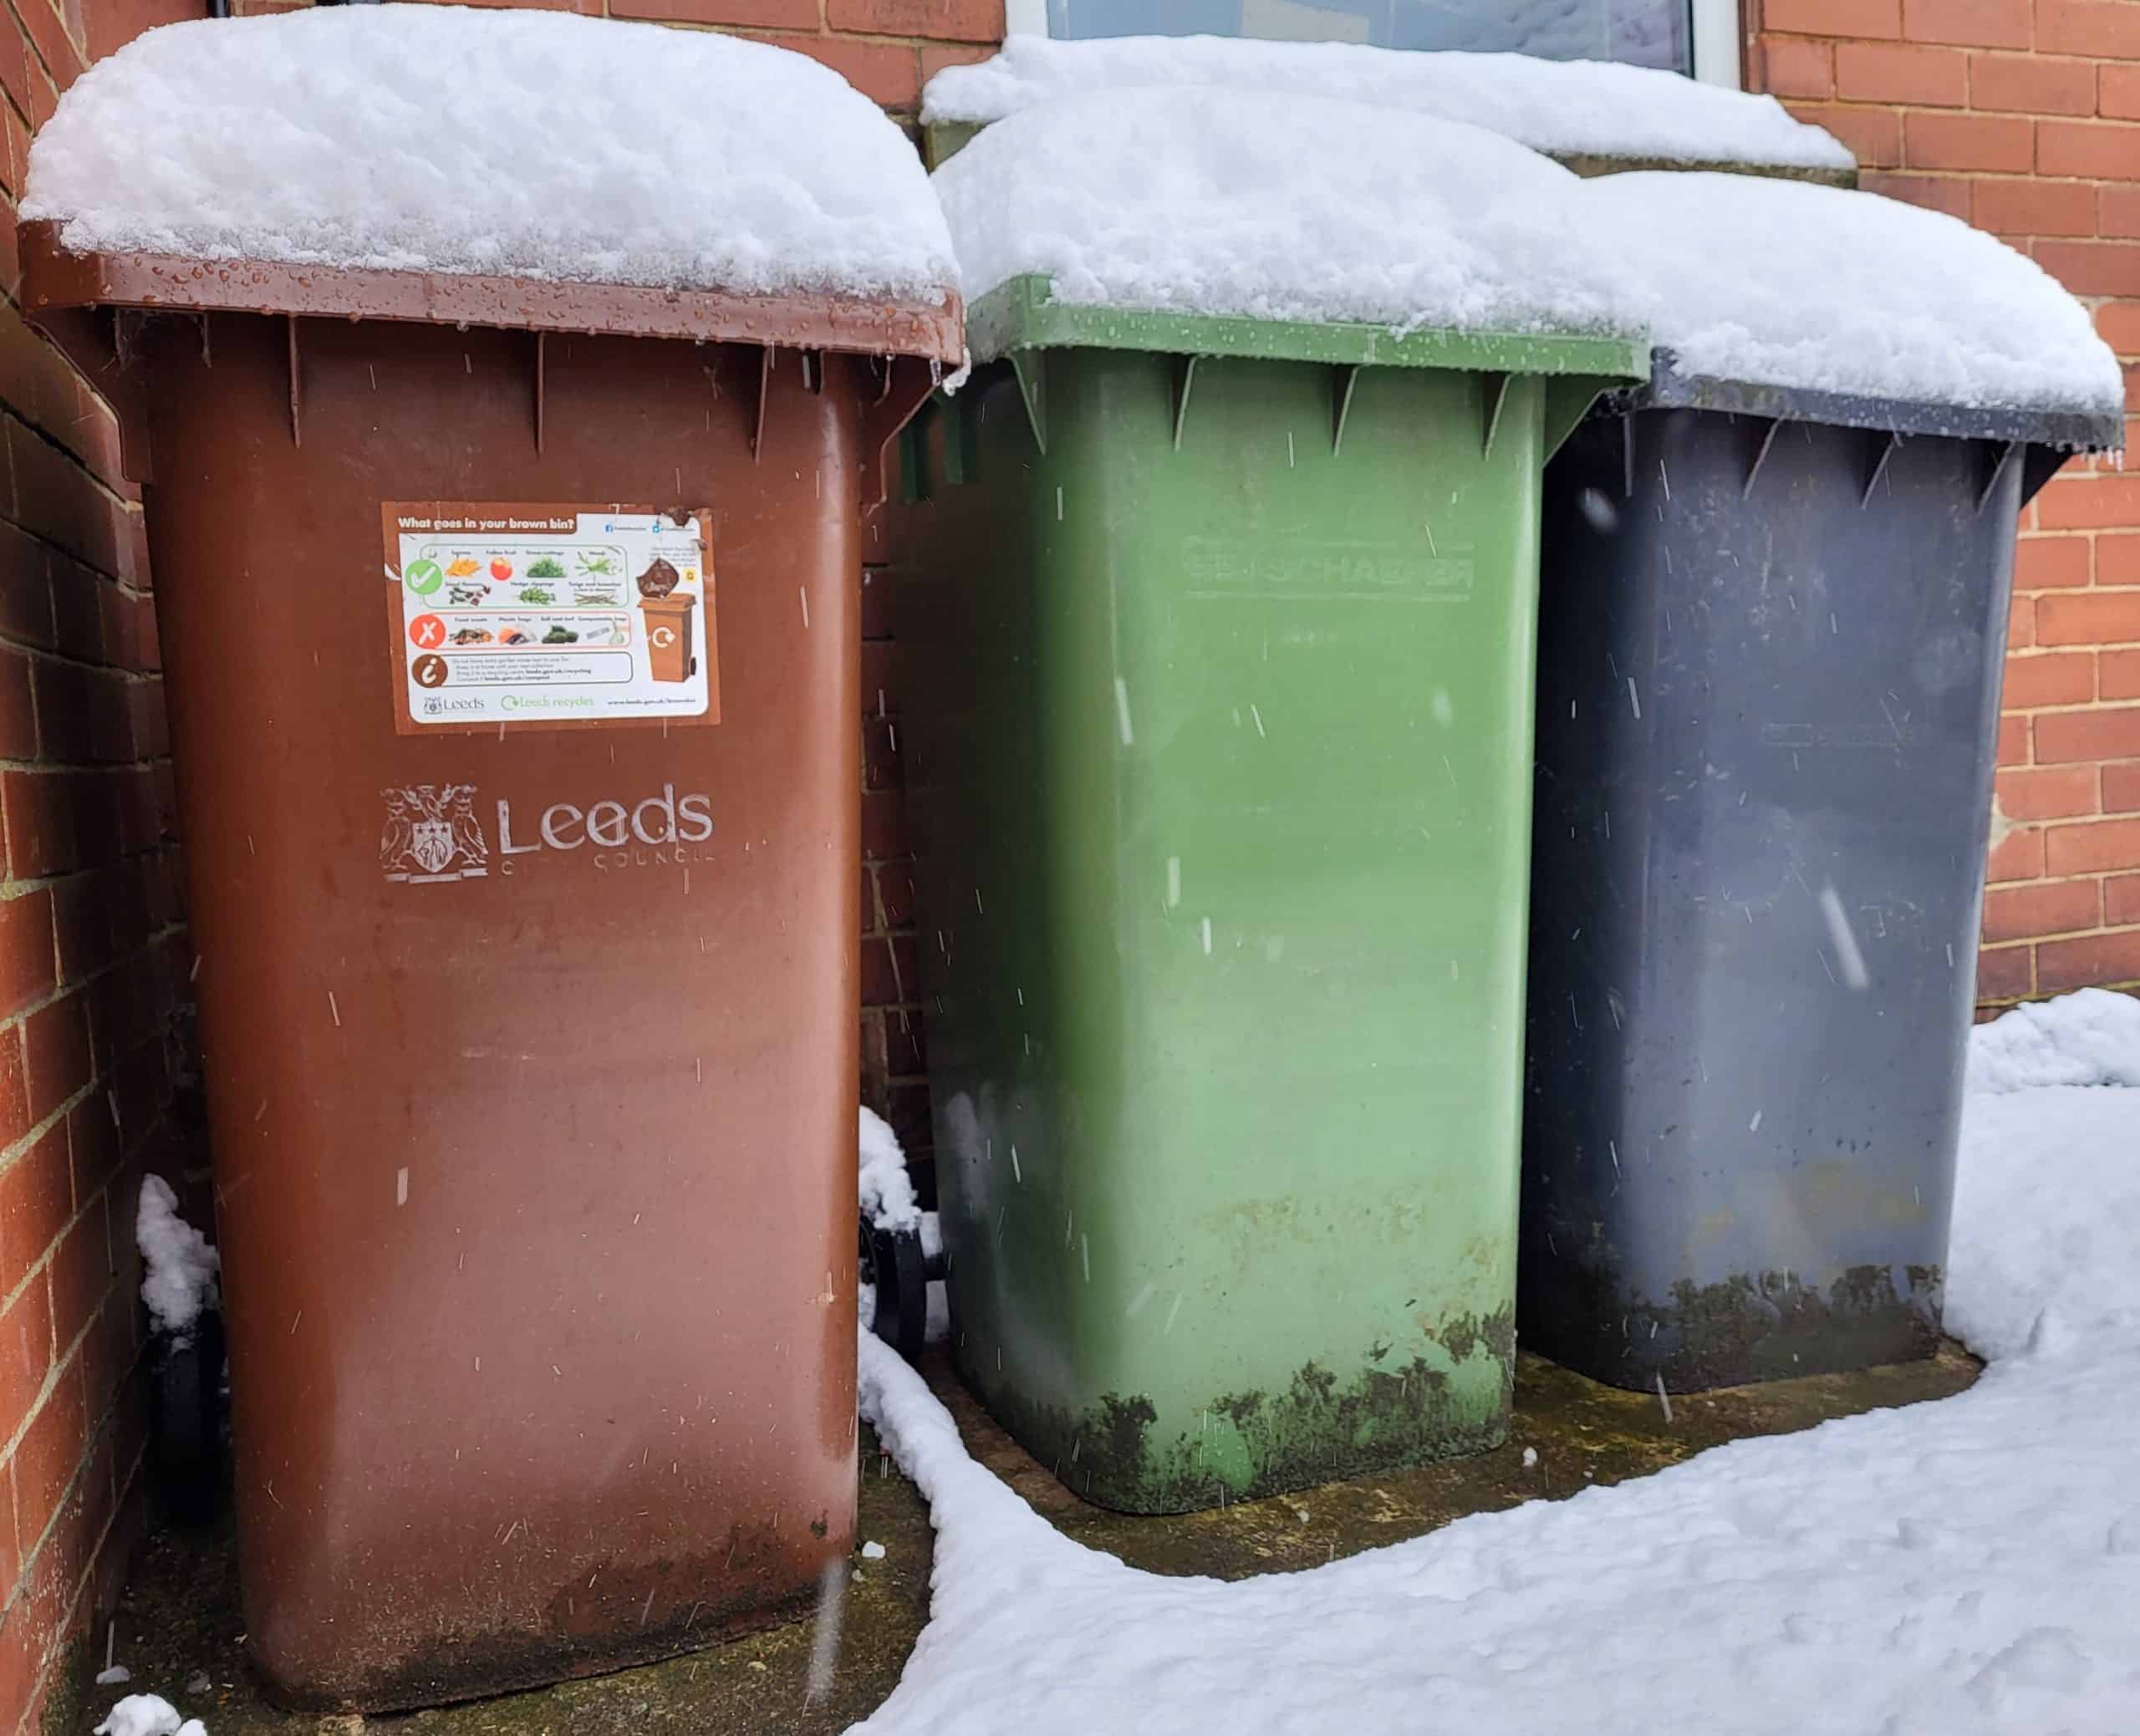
[1000,0,1745,89]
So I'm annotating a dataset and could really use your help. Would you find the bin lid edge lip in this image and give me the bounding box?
[1616,353,2125,454]
[17,221,966,364]
[966,272,1647,379]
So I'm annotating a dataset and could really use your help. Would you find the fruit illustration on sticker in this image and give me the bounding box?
[490,557,514,582]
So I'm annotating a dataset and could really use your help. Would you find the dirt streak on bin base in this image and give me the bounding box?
[1521,1250,1944,1393]
[958,1312,1514,1515]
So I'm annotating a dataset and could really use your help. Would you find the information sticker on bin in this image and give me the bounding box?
[383,501,719,734]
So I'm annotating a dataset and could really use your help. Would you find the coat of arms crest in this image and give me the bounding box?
[380,785,489,883]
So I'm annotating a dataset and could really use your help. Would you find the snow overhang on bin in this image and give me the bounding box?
[18,6,965,501]
[925,85,1651,466]
[920,33,1858,186]
[1582,171,2127,493]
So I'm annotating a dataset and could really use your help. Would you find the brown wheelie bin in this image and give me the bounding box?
[20,13,960,1711]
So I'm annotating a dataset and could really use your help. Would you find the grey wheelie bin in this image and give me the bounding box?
[1523,348,2124,1391]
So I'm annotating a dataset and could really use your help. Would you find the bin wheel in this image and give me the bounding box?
[150,1310,225,1526]
[863,1218,930,1364]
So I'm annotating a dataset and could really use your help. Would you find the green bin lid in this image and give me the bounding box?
[970,273,1648,382]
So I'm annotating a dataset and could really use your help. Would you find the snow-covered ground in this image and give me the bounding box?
[853,990,2140,1734]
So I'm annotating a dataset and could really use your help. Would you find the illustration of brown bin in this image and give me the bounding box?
[20,94,960,1726]
[641,593,699,681]
[638,557,699,683]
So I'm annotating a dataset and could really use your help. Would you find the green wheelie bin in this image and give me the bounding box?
[892,277,1642,1513]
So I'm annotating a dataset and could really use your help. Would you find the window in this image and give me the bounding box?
[1004,0,1741,88]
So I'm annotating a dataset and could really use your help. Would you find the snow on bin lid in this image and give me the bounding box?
[923,34,1853,176]
[1588,173,2126,438]
[939,86,1646,358]
[23,8,959,309]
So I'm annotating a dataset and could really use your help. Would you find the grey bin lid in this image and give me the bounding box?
[1605,346,2127,457]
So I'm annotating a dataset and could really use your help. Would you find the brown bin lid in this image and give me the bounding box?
[19,221,961,502]
[18,219,963,361]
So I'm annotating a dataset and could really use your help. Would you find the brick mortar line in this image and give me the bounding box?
[1795,99,2140,120]
[0,837,180,903]
[0,372,131,499]
[0,405,137,523]
[0,226,155,422]
[594,12,992,55]
[1986,918,2140,942]
[0,723,173,763]
[0,1251,130,1520]
[5,1258,140,1584]
[0,644,166,688]
[0,0,62,121]
[0,1092,176,1341]
[0,74,38,154]
[0,741,177,776]
[0,912,187,1181]
[602,5,1000,49]
[7,0,82,104]
[1991,867,2140,883]
[0,840,181,907]
[7,1371,154,1726]
[0,572,161,644]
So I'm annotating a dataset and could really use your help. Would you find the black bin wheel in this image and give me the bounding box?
[150,1309,225,1526]
[863,1219,930,1363]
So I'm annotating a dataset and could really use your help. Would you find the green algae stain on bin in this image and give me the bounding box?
[967,1318,1516,1515]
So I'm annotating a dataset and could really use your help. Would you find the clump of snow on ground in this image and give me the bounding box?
[26,8,957,306]
[923,35,1852,172]
[1585,172,2125,417]
[94,1694,206,1736]
[861,1107,921,1234]
[854,990,2140,1733]
[1969,986,2140,1095]
[136,1176,217,1345]
[936,87,1642,349]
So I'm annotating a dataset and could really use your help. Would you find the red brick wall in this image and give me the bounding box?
[1751,0,2140,1003]
[1,0,196,1722]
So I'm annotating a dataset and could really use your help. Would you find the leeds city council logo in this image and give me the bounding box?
[380,784,489,883]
